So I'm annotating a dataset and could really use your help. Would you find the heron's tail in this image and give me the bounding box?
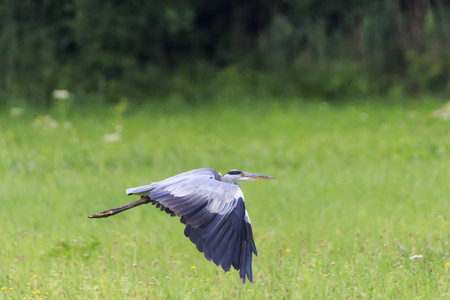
[89,196,152,218]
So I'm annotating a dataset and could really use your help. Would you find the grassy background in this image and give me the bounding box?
[1,99,449,299]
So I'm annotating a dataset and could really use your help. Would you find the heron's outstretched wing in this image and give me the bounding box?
[127,168,257,283]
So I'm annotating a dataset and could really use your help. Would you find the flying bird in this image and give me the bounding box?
[89,168,275,283]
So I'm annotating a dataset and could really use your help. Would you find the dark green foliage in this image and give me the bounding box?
[0,0,449,105]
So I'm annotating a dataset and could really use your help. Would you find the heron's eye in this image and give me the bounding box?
[241,173,247,177]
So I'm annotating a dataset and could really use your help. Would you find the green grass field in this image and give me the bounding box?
[1,99,449,299]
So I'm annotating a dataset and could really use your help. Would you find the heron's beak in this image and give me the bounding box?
[246,173,276,180]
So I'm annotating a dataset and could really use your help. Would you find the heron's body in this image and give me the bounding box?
[89,168,275,283]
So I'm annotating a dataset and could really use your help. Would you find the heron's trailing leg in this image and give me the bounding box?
[89,196,177,218]
[89,196,152,218]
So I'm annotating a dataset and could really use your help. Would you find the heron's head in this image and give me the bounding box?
[221,170,276,184]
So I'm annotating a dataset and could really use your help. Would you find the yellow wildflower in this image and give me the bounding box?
[33,290,40,294]
[27,283,31,286]
[445,262,450,268]
[1,287,8,290]
[206,278,210,282]
[9,288,13,290]
[191,266,196,270]
[210,293,214,296]
[215,292,218,295]
[286,249,291,253]
[34,275,37,278]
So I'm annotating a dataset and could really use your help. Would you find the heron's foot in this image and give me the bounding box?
[88,210,115,218]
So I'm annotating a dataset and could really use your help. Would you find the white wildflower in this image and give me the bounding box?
[409,255,423,260]
[33,115,58,130]
[359,113,369,122]
[48,119,58,129]
[10,107,24,117]
[408,111,416,118]
[64,122,72,130]
[432,102,450,120]
[52,90,70,100]
[104,133,121,143]
[28,162,35,172]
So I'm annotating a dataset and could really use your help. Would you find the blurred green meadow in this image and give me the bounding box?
[1,98,450,299]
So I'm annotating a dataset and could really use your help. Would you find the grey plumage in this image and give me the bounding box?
[89,168,275,283]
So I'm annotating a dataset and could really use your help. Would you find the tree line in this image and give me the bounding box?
[0,0,448,105]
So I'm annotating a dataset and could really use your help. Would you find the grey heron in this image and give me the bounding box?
[89,168,275,283]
